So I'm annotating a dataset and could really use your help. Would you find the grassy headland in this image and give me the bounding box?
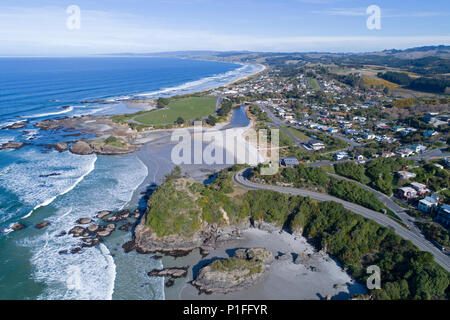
[142,166,449,300]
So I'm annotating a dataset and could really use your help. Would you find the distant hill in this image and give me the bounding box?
[369,45,450,59]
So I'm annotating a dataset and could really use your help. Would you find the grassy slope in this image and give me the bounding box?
[134,96,216,125]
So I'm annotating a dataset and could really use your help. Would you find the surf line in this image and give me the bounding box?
[21,155,97,219]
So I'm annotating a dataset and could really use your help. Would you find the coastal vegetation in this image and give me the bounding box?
[251,165,388,214]
[378,71,449,93]
[143,167,449,300]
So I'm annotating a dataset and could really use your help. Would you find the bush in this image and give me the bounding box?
[334,162,370,184]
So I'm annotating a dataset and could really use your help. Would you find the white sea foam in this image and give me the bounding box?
[25,106,74,118]
[0,149,97,220]
[136,64,262,98]
[18,154,147,300]
[21,154,97,219]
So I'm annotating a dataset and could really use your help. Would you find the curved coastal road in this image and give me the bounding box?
[233,169,450,272]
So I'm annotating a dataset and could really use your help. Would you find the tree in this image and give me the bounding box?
[206,115,217,126]
[157,97,170,108]
[175,117,185,125]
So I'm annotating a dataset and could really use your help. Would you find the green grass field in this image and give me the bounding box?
[307,77,320,90]
[134,96,217,125]
[113,96,217,126]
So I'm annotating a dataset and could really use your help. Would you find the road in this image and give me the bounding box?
[233,169,450,272]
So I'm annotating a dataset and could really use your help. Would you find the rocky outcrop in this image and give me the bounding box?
[69,226,86,237]
[103,210,130,223]
[54,142,68,152]
[76,218,92,225]
[133,218,241,256]
[11,223,25,231]
[87,224,99,233]
[191,248,274,294]
[97,210,111,219]
[147,267,188,278]
[0,141,28,151]
[69,139,138,156]
[2,121,28,130]
[35,221,50,229]
[69,141,94,155]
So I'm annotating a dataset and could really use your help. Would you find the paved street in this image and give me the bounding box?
[233,169,450,272]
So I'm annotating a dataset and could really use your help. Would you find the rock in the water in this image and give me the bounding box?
[54,142,68,152]
[148,267,188,279]
[165,279,175,287]
[76,218,92,225]
[56,231,67,237]
[71,247,82,254]
[97,230,112,238]
[69,226,85,237]
[0,141,28,151]
[35,221,50,229]
[97,210,111,219]
[81,237,100,248]
[87,224,99,233]
[119,222,133,232]
[122,240,136,253]
[11,223,25,231]
[69,141,93,155]
[2,121,28,130]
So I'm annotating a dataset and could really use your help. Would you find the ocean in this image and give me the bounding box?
[0,57,261,299]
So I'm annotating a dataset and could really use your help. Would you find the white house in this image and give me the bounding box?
[418,196,438,213]
[335,151,348,160]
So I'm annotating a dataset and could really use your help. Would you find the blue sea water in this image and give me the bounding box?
[0,57,260,299]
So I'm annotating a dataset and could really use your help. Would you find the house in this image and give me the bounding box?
[381,151,395,158]
[355,154,365,161]
[328,128,338,134]
[280,157,300,167]
[397,148,414,158]
[423,112,439,123]
[398,187,418,200]
[434,163,444,170]
[305,140,326,151]
[410,182,429,196]
[406,144,427,153]
[396,171,417,180]
[418,196,438,213]
[363,133,376,140]
[436,205,450,227]
[423,130,438,137]
[334,151,348,161]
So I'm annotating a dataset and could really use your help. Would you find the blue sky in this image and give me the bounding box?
[1,0,449,56]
